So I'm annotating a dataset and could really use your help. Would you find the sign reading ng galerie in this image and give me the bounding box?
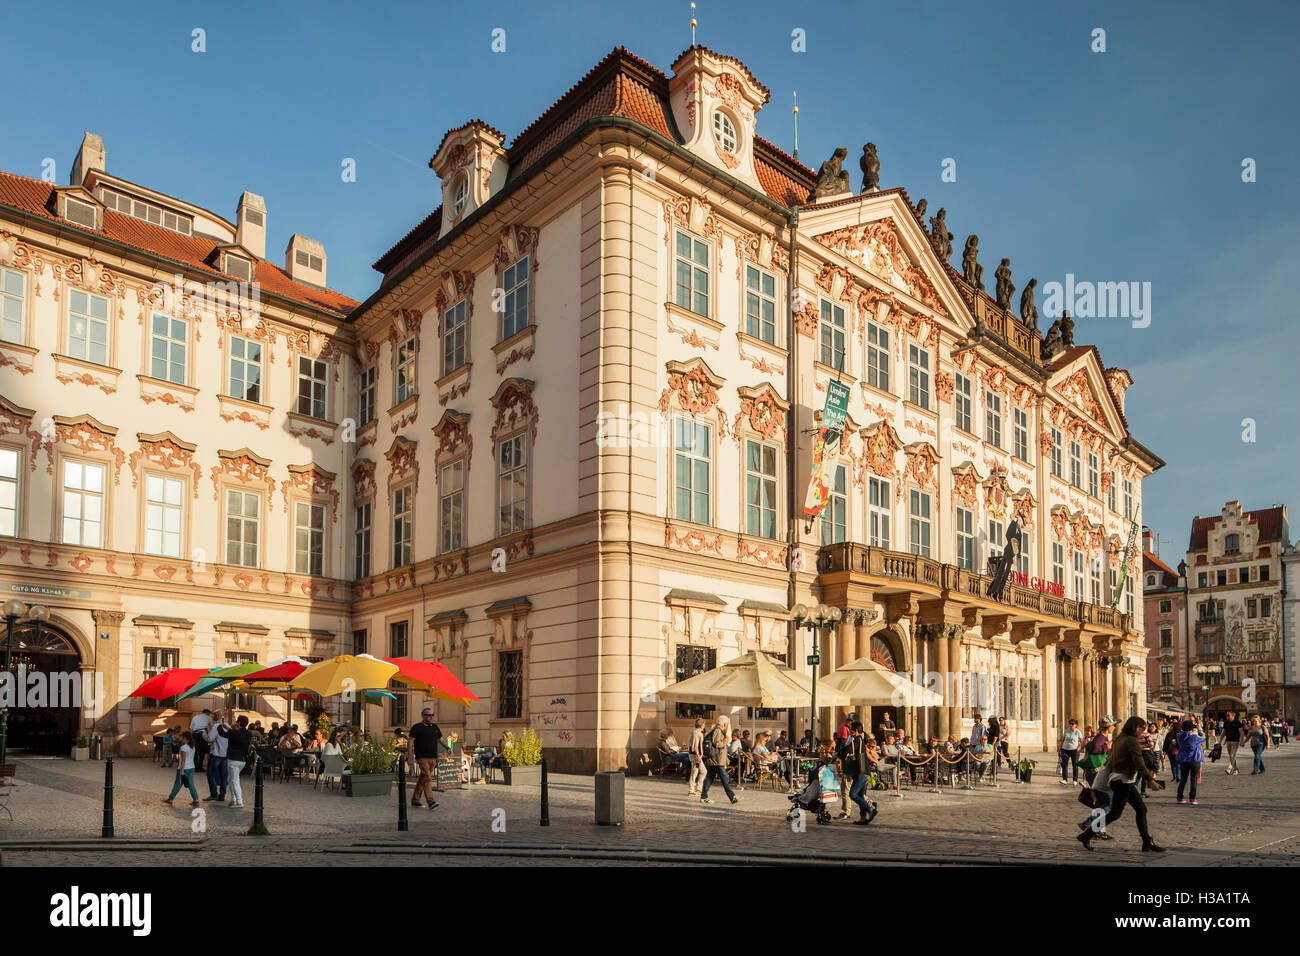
[803,380,852,521]
[1009,572,1066,597]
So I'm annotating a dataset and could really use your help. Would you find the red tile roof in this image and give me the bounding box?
[1143,550,1178,583]
[1188,506,1287,552]
[0,170,357,316]
[670,45,772,104]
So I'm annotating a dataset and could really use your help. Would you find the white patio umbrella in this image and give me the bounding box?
[821,656,944,708]
[657,651,852,709]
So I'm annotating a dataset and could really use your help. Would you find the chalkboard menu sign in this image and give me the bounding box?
[435,757,463,791]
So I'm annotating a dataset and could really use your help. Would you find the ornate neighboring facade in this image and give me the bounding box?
[1142,530,1188,711]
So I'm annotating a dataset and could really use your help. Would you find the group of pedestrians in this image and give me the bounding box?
[161,709,253,809]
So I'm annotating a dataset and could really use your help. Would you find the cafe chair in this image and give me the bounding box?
[315,754,348,791]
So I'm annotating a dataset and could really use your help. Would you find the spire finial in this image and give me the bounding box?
[792,91,799,161]
[690,2,697,47]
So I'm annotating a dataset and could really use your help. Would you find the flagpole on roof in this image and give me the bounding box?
[690,2,697,47]
[792,91,799,161]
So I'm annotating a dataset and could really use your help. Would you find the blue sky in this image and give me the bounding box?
[2,0,1295,554]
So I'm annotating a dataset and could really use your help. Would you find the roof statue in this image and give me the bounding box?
[1020,277,1039,328]
[929,208,953,263]
[859,142,880,192]
[915,198,927,218]
[962,234,983,290]
[1042,310,1075,361]
[812,146,851,199]
[994,258,1014,310]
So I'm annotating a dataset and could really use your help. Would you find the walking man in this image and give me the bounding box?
[687,717,706,796]
[408,707,442,809]
[845,722,878,825]
[700,715,741,805]
[1222,711,1243,775]
[220,715,253,808]
[1060,718,1083,784]
[203,709,229,802]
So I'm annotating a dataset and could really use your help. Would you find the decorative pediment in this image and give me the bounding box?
[486,596,531,649]
[351,457,376,500]
[951,461,982,508]
[733,383,789,446]
[282,464,340,522]
[899,441,940,497]
[385,436,420,492]
[733,230,789,276]
[385,309,423,347]
[737,600,789,655]
[494,224,541,270]
[1107,533,1126,568]
[433,270,476,315]
[47,414,125,482]
[211,448,274,501]
[1011,488,1037,532]
[662,195,724,248]
[129,432,200,496]
[856,421,902,481]
[433,409,472,463]
[814,218,947,317]
[489,377,538,445]
[426,609,468,658]
[0,397,38,457]
[658,358,725,425]
[663,589,724,649]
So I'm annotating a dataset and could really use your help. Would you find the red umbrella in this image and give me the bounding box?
[241,657,310,686]
[129,668,211,700]
[385,658,479,707]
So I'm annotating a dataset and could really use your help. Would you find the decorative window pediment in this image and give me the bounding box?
[211,447,274,501]
[433,409,472,465]
[385,436,419,492]
[951,461,982,508]
[282,463,339,523]
[663,589,724,649]
[489,377,537,445]
[352,457,376,501]
[130,431,200,496]
[732,382,788,446]
[899,441,940,497]
[856,421,902,482]
[47,414,124,481]
[736,599,789,656]
[486,596,531,649]
[426,609,468,658]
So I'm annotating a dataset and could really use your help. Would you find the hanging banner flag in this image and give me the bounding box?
[1111,519,1139,609]
[802,379,852,520]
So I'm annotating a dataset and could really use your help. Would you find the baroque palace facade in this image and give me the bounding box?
[0,134,358,755]
[348,45,1162,772]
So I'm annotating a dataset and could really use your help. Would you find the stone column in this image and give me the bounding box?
[819,625,834,742]
[1069,649,1085,727]
[835,615,854,730]
[947,627,963,741]
[1082,651,1095,724]
[935,626,950,741]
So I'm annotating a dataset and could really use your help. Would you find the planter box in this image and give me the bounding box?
[501,764,542,786]
[71,747,90,761]
[343,772,394,797]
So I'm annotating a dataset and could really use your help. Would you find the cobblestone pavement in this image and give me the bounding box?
[3,746,1297,866]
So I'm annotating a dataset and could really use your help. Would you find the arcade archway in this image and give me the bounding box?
[3,624,82,755]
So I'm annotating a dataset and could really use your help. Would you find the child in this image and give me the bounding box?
[162,731,201,806]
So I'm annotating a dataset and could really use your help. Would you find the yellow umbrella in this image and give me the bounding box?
[657,651,852,709]
[293,654,399,697]
[821,656,944,707]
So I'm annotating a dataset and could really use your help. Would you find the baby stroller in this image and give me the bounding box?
[786,761,839,825]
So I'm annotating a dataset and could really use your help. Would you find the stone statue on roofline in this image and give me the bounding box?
[915,198,927,218]
[995,258,1014,310]
[1061,311,1075,347]
[929,208,953,263]
[812,147,851,200]
[859,143,880,192]
[962,234,983,290]
[1042,320,1063,361]
[1020,277,1039,328]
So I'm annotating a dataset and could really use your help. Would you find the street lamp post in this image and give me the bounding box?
[1,600,49,764]
[792,603,842,752]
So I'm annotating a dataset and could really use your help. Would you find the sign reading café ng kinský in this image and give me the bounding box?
[1009,572,1065,597]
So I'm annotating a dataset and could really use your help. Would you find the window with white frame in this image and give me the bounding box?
[1052,542,1065,587]
[712,110,737,153]
[954,373,972,433]
[908,345,930,409]
[867,321,890,392]
[820,465,846,545]
[0,447,18,536]
[293,501,325,576]
[1,266,25,343]
[985,390,1002,447]
[358,365,375,426]
[956,506,975,570]
[353,501,371,578]
[1069,440,1082,489]
[1126,574,1135,616]
[144,473,184,558]
[673,418,710,525]
[498,433,528,535]
[67,288,110,365]
[1015,529,1031,576]
[1090,559,1102,605]
[442,299,467,375]
[908,489,931,557]
[149,313,188,385]
[987,519,1004,572]
[1108,471,1117,512]
[439,459,464,552]
[1050,427,1062,478]
[868,477,891,548]
[296,356,328,419]
[674,231,710,317]
[745,440,778,539]
[61,460,105,547]
[451,176,468,218]
[225,489,259,567]
[1013,408,1029,461]
[1087,452,1099,498]
[1123,478,1133,520]
[228,335,262,403]
[744,266,777,344]
[395,336,417,404]
[819,299,846,371]
[501,255,530,340]
[1073,549,1085,601]
[391,485,412,567]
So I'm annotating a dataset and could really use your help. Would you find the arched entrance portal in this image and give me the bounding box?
[4,624,82,755]
[867,630,901,743]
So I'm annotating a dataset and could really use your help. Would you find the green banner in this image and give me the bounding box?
[1111,520,1139,609]
[803,380,852,519]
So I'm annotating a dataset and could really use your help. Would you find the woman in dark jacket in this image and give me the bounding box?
[1078,716,1165,852]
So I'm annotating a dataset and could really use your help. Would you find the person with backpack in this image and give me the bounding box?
[844,722,878,825]
[1175,719,1204,804]
[1082,717,1113,785]
[700,715,741,805]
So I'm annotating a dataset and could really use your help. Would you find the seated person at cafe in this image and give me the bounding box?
[278,725,303,775]
[657,729,691,771]
[391,727,409,753]
[773,730,792,752]
[752,731,785,783]
[798,728,814,752]
[969,737,993,777]
[740,730,754,753]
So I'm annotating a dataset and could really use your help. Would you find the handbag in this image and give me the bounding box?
[1077,786,1099,809]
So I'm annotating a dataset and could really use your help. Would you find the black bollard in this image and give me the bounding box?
[397,755,409,832]
[248,760,269,836]
[100,756,114,838]
[540,756,549,827]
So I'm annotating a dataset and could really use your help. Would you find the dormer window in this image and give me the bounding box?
[100,188,193,236]
[451,176,469,219]
[225,253,252,282]
[1225,533,1240,554]
[711,111,737,154]
[63,196,99,229]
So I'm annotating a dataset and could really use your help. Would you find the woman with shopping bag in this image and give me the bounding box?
[1077,716,1166,852]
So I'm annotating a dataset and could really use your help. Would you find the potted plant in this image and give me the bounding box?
[342,737,398,797]
[501,728,544,786]
[1016,757,1037,783]
[71,735,90,761]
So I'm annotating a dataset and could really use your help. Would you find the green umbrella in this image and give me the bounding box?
[174,661,265,702]
[363,690,397,702]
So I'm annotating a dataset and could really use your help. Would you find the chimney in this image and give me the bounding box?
[70,132,106,185]
[235,191,267,260]
[285,234,326,287]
